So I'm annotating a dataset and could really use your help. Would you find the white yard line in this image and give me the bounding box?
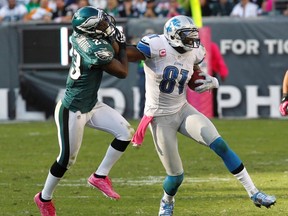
[51,176,233,187]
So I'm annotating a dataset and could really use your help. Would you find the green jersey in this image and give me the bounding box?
[62,33,115,113]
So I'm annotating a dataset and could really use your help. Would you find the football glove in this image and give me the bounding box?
[279,95,288,116]
[194,72,219,93]
[115,28,126,45]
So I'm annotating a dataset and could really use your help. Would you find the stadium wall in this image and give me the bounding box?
[0,17,287,120]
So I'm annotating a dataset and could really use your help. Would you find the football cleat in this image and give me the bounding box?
[251,191,276,208]
[34,192,56,216]
[88,173,120,200]
[159,198,175,216]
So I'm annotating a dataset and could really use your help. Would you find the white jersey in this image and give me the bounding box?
[230,2,259,17]
[137,34,205,117]
[0,4,27,21]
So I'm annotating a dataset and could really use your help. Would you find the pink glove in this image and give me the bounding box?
[279,101,288,116]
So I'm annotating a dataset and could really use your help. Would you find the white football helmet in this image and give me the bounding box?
[164,15,200,51]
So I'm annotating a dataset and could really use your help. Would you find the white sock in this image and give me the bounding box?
[96,145,124,176]
[41,172,61,200]
[162,191,175,203]
[233,167,259,197]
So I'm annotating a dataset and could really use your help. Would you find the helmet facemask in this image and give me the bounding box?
[96,12,116,38]
[176,28,200,51]
[164,15,201,51]
[75,9,116,39]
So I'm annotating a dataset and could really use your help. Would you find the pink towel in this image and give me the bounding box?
[131,115,153,146]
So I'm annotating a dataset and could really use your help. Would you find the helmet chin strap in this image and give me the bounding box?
[183,46,193,51]
[172,46,187,54]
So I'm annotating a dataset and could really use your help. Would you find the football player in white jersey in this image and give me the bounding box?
[126,15,276,215]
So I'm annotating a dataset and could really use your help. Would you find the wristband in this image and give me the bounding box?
[281,94,288,102]
[106,36,115,44]
[118,42,126,49]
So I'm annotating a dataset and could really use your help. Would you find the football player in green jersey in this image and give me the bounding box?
[34,6,134,216]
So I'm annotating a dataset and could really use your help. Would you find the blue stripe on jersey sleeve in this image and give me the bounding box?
[137,41,151,58]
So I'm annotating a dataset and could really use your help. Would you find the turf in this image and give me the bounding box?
[0,119,287,216]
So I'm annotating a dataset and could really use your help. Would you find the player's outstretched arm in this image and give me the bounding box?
[279,70,288,116]
[126,45,146,62]
[282,70,288,95]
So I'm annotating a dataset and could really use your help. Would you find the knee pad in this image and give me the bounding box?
[163,174,184,196]
[111,138,130,152]
[50,161,67,178]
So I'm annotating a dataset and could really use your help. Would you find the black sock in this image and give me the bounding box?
[39,193,51,202]
[94,173,106,179]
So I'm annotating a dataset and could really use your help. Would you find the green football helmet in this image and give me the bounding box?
[72,6,116,39]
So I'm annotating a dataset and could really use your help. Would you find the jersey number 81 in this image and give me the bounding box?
[159,66,189,94]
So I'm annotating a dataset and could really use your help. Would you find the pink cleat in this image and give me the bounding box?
[88,173,120,200]
[34,192,56,216]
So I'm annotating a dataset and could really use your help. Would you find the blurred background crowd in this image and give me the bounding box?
[0,0,288,23]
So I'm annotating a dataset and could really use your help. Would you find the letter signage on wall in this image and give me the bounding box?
[0,18,287,120]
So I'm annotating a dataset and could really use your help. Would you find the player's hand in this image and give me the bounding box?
[115,28,126,45]
[279,101,288,116]
[194,72,219,93]
[132,143,142,148]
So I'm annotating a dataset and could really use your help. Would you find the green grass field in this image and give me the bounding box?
[1,119,288,216]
